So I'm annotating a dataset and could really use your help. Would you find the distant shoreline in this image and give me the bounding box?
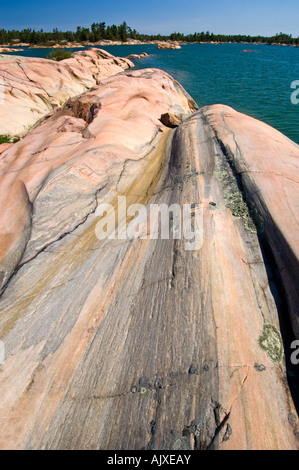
[1,40,299,49]
[1,21,298,49]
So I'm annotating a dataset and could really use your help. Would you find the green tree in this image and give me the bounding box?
[118,21,128,42]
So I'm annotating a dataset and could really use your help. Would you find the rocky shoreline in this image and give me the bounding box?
[0,50,298,450]
[0,40,298,49]
[0,47,24,52]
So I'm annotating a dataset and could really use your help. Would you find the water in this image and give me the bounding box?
[3,43,299,143]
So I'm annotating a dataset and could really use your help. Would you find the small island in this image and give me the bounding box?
[157,42,182,49]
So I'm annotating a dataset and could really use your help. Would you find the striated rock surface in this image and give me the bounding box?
[0,67,196,297]
[203,105,299,340]
[0,48,133,138]
[0,66,298,450]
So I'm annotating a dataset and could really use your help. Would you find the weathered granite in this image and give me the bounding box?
[203,104,299,340]
[0,48,133,138]
[0,67,298,450]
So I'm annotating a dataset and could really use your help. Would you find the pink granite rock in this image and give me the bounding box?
[203,104,299,339]
[0,70,298,450]
[0,48,133,138]
[0,143,14,154]
[0,68,197,295]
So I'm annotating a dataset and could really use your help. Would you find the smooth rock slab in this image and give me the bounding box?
[0,68,196,297]
[0,48,134,138]
[0,73,298,449]
[203,104,299,339]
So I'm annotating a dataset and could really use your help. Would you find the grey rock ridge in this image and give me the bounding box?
[0,55,298,449]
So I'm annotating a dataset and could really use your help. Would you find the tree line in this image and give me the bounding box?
[0,22,298,46]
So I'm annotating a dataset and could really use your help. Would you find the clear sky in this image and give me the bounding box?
[0,0,298,37]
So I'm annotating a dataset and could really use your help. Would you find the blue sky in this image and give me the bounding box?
[0,0,298,36]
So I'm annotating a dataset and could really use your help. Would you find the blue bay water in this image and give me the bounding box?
[4,43,299,143]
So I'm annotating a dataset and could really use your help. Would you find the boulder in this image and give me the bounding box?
[160,111,183,127]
